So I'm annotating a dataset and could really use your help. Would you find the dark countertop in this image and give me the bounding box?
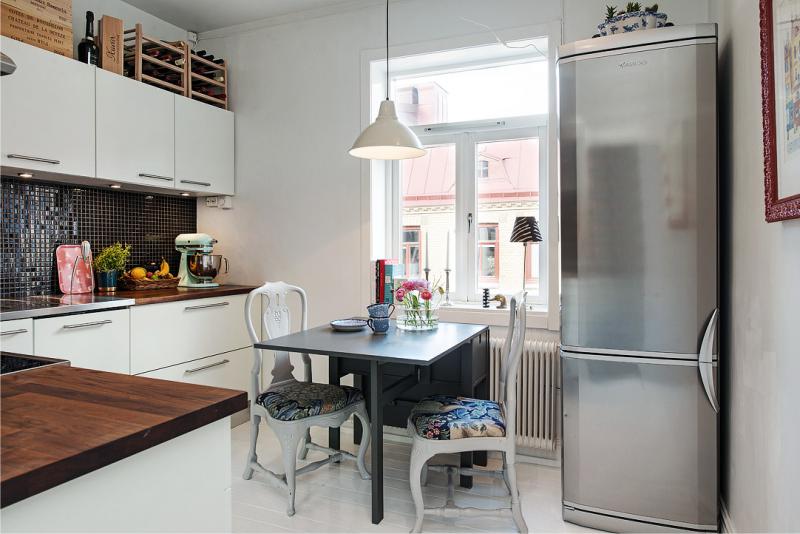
[113,284,257,305]
[0,362,247,508]
[0,285,257,321]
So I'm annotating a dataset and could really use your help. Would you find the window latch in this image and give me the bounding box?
[467,212,473,233]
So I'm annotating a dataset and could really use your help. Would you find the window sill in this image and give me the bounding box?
[436,302,549,329]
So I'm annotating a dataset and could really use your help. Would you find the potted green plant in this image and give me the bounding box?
[93,243,131,293]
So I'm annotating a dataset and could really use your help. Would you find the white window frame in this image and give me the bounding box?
[358,22,561,330]
[388,117,548,306]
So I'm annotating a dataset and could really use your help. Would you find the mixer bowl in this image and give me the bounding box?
[187,254,227,280]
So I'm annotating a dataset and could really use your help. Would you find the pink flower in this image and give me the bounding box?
[395,288,406,302]
[414,279,429,290]
[420,289,432,301]
[402,280,415,291]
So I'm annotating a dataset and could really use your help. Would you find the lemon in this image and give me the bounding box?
[130,267,147,280]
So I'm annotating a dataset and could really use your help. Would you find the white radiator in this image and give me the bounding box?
[489,337,560,451]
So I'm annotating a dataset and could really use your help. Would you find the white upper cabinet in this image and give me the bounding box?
[175,95,234,195]
[96,68,175,188]
[0,37,95,177]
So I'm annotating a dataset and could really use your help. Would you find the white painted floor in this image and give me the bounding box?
[230,422,599,533]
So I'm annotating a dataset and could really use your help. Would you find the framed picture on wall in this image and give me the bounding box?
[761,0,800,222]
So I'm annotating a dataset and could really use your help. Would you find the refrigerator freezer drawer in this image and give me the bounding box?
[562,351,718,530]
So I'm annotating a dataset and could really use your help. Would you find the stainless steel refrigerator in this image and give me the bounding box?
[557,24,719,532]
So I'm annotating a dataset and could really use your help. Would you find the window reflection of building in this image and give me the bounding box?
[401,226,421,277]
[395,82,449,125]
[478,223,499,282]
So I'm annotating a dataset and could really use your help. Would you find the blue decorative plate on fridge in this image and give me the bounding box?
[330,319,368,332]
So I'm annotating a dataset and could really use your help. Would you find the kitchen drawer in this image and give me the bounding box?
[34,310,130,373]
[137,347,251,398]
[1,318,34,355]
[131,294,251,375]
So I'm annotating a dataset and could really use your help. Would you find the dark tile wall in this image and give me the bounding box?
[1,177,196,297]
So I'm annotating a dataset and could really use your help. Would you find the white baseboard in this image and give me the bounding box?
[720,499,736,533]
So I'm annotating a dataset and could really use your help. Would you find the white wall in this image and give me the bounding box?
[715,0,800,531]
[70,0,188,58]
[197,0,711,323]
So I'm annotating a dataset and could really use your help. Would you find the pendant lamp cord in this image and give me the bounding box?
[385,0,389,100]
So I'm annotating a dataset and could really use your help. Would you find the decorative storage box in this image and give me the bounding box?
[0,0,72,58]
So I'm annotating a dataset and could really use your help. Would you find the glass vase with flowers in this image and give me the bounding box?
[395,278,444,331]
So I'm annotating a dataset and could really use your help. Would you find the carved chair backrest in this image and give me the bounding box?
[245,282,311,401]
[498,292,527,441]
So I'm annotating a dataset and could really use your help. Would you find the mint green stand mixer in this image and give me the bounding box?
[175,233,228,288]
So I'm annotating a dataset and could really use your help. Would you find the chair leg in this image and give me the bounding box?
[354,405,371,480]
[242,413,260,480]
[409,446,431,533]
[279,427,303,517]
[298,428,312,460]
[505,458,528,533]
[501,451,512,495]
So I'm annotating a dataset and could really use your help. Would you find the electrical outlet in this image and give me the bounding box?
[205,196,219,208]
[218,196,234,209]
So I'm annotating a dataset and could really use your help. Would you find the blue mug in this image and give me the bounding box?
[367,303,395,318]
[367,316,390,334]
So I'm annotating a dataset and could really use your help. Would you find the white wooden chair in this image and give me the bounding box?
[242,282,371,516]
[407,292,528,533]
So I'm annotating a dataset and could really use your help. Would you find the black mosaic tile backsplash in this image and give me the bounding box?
[1,177,196,297]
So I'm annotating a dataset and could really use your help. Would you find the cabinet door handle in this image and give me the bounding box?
[1,328,28,336]
[7,154,60,165]
[185,359,229,374]
[180,180,211,187]
[138,173,174,181]
[184,301,229,311]
[63,319,112,329]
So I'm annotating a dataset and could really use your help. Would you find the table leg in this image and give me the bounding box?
[354,374,363,445]
[328,356,340,452]
[369,360,383,524]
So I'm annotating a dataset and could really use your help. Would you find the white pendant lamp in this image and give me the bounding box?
[349,0,425,160]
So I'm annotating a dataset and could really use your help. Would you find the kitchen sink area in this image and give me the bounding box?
[0,295,136,321]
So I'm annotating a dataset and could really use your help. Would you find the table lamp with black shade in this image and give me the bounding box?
[510,216,543,291]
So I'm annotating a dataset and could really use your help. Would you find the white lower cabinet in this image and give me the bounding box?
[130,294,250,375]
[1,418,232,533]
[34,310,130,374]
[1,319,34,355]
[137,347,251,395]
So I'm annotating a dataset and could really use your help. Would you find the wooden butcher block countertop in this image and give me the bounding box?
[112,284,257,305]
[0,363,247,507]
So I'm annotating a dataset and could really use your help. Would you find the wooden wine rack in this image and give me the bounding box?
[123,24,189,95]
[122,24,228,110]
[188,52,228,110]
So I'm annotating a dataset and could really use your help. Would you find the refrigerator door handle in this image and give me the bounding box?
[698,308,719,413]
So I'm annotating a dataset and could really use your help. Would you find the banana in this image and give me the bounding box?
[155,257,170,276]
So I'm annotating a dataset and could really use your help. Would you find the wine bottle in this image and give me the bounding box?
[77,11,99,65]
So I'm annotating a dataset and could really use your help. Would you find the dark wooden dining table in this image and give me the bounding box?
[255,320,490,524]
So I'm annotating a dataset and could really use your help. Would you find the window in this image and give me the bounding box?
[401,226,422,277]
[478,223,499,283]
[371,37,553,308]
[478,159,489,179]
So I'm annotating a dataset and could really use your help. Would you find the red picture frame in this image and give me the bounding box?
[760,0,800,222]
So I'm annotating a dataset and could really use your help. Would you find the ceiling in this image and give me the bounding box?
[125,0,367,33]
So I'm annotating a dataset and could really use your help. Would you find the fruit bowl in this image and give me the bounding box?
[119,259,179,290]
[118,276,180,290]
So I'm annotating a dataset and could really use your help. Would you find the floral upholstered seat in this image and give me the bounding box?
[410,395,506,440]
[256,381,364,421]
